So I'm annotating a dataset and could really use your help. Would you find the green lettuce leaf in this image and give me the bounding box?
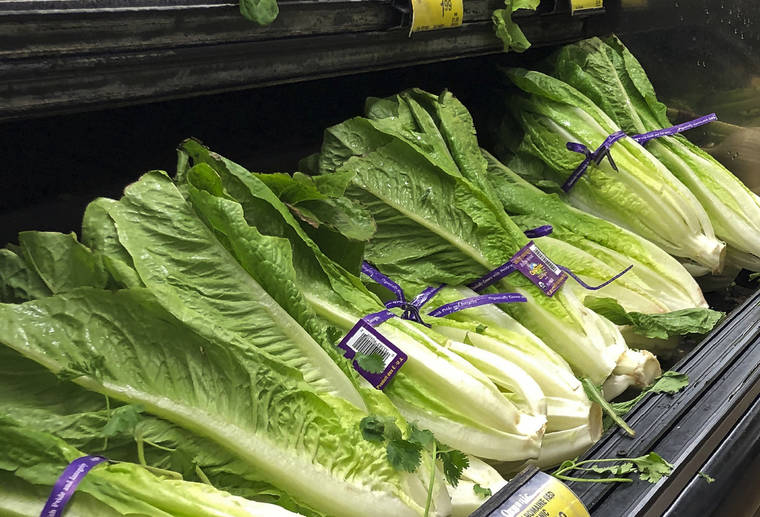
[0,247,52,303]
[584,296,724,340]
[17,231,109,293]
[240,0,278,26]
[81,197,144,289]
[492,0,540,53]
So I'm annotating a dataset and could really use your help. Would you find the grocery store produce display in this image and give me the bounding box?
[1,36,758,517]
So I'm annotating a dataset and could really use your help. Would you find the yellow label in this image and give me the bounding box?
[570,0,603,14]
[410,0,463,33]
[490,471,589,517]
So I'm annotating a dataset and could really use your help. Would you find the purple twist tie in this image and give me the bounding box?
[558,264,633,290]
[361,262,433,326]
[632,113,717,145]
[361,262,405,303]
[466,225,554,292]
[523,225,553,239]
[40,456,108,517]
[563,131,626,193]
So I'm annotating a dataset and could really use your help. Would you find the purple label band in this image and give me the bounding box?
[427,293,527,317]
[467,262,517,293]
[361,263,524,326]
[632,113,717,145]
[361,262,406,303]
[563,131,626,193]
[40,456,108,517]
[563,113,717,193]
[523,225,554,239]
[362,309,396,327]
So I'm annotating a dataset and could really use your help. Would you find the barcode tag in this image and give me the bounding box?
[338,320,407,389]
[510,241,568,297]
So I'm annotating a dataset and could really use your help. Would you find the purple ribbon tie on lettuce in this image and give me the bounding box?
[466,226,633,293]
[41,455,108,517]
[563,114,717,193]
[563,130,626,192]
[360,262,525,326]
[558,264,633,290]
[632,113,717,145]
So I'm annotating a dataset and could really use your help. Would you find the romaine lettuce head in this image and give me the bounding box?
[176,142,546,463]
[501,68,725,273]
[318,88,640,387]
[550,35,760,272]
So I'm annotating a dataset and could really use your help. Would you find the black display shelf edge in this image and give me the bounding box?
[567,286,760,516]
[0,0,603,121]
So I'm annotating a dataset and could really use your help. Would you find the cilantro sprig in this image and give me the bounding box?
[552,452,673,484]
[359,416,469,516]
[473,483,492,499]
[582,371,689,436]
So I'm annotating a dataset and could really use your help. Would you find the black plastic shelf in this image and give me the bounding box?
[568,286,760,516]
[0,0,606,121]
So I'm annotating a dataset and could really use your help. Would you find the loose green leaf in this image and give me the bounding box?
[605,371,689,427]
[437,447,469,487]
[581,378,635,436]
[101,405,144,438]
[359,416,387,443]
[491,0,539,53]
[408,425,435,449]
[586,462,635,476]
[239,0,278,26]
[386,439,422,473]
[552,453,672,484]
[354,352,386,374]
[584,296,724,339]
[473,483,492,499]
[698,472,715,483]
[750,272,760,281]
[635,452,673,483]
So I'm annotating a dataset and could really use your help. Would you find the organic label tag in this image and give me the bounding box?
[570,0,603,14]
[487,470,589,517]
[410,0,463,33]
[338,320,407,389]
[510,241,567,297]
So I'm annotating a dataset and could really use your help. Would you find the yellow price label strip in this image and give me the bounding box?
[570,0,603,14]
[410,0,463,33]
[487,471,590,517]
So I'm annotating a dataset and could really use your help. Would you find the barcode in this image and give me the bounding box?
[530,244,562,275]
[347,328,396,369]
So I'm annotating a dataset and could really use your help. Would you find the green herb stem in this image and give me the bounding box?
[581,378,635,436]
[423,441,437,517]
